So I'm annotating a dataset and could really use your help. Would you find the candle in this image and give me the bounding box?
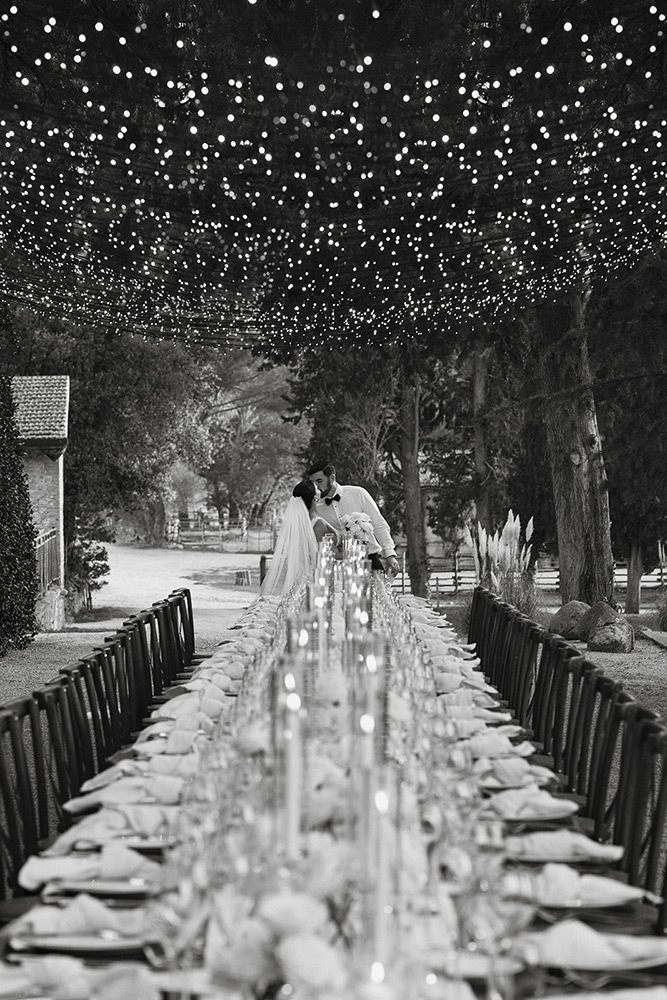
[374,786,391,963]
[284,688,302,860]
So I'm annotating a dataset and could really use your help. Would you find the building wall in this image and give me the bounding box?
[24,452,59,533]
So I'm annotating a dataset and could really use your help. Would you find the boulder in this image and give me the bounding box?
[548,600,591,640]
[588,617,635,653]
[578,601,620,642]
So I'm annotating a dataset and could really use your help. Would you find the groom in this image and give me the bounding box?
[306,461,399,575]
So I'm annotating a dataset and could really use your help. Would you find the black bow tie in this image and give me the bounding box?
[325,494,341,505]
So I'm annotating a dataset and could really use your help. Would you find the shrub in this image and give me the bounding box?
[0,375,38,656]
[465,510,538,618]
[656,587,667,632]
[65,518,110,613]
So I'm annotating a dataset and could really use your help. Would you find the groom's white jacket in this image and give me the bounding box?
[315,484,396,558]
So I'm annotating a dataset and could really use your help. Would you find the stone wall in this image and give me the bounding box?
[23,452,60,534]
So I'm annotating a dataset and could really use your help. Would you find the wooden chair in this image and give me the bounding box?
[0,707,40,903]
[570,673,623,807]
[58,659,114,773]
[528,635,583,766]
[1,695,57,851]
[32,682,85,809]
[620,719,667,894]
[494,612,544,728]
[467,587,498,675]
[589,695,657,845]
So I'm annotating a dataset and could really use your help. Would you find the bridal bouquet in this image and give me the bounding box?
[339,511,376,549]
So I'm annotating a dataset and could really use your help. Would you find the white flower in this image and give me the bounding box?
[21,957,92,1000]
[303,755,349,829]
[233,719,270,756]
[339,512,376,547]
[207,915,278,989]
[276,933,348,992]
[300,832,358,899]
[256,890,328,935]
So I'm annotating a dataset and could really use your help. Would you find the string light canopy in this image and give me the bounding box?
[1,0,667,354]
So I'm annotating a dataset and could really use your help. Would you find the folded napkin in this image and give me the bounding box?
[429,654,466,674]
[184,675,235,694]
[442,705,507,724]
[0,957,91,1000]
[134,728,203,756]
[0,958,175,1000]
[495,724,526,739]
[152,692,225,721]
[434,672,464,694]
[460,672,496,694]
[44,803,179,855]
[440,689,475,706]
[451,719,488,738]
[471,692,501,709]
[204,652,246,679]
[475,757,554,789]
[510,863,649,908]
[81,754,198,793]
[468,733,533,758]
[136,711,215,742]
[516,918,667,970]
[20,842,162,891]
[64,774,185,814]
[505,829,625,862]
[10,892,150,938]
[481,784,580,820]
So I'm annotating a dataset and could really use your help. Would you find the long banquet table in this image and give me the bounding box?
[2,542,667,1000]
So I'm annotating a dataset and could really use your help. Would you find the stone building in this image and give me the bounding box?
[11,375,70,630]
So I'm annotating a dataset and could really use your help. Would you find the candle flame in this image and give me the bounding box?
[370,961,385,983]
[375,789,390,813]
[360,713,375,734]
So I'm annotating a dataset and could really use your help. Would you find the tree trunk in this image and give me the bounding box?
[472,337,493,534]
[533,293,614,604]
[397,365,429,597]
[141,498,167,547]
[625,540,643,614]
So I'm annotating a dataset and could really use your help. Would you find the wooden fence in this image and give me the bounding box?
[390,556,666,596]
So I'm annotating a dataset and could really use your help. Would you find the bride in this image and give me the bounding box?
[258,480,337,597]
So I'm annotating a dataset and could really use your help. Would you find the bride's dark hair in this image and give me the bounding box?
[293,480,317,509]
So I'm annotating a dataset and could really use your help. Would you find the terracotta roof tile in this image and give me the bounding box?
[11,375,70,442]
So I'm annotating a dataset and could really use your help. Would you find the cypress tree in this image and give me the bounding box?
[0,372,38,656]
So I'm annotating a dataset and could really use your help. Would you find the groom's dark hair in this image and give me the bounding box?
[306,460,335,478]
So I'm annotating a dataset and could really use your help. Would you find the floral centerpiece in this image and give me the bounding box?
[339,512,377,550]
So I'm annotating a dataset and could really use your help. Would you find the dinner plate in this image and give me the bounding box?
[543,889,645,910]
[9,933,148,957]
[74,834,175,853]
[552,954,667,972]
[48,877,162,898]
[505,849,617,865]
[430,951,524,980]
[481,803,579,823]
[480,773,552,791]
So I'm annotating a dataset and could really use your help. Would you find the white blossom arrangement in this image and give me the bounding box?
[339,511,377,549]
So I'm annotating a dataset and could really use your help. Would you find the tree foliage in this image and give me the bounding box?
[2,309,212,550]
[200,354,310,521]
[589,254,667,572]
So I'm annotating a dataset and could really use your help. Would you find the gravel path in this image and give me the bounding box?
[0,543,263,707]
